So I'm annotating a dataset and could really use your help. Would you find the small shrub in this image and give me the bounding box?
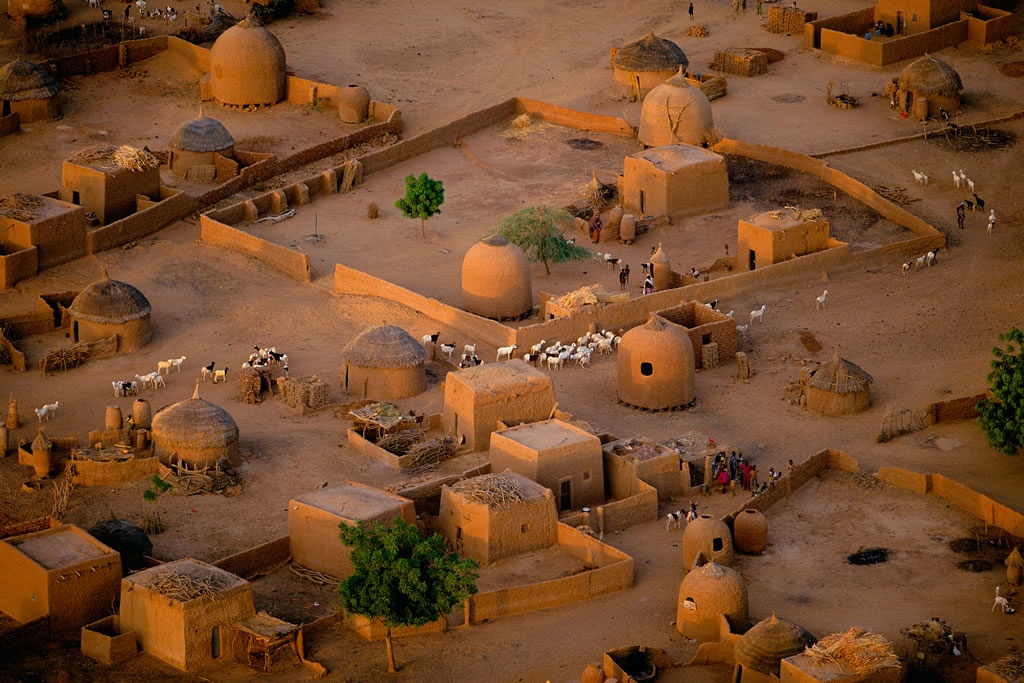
[367,202,379,219]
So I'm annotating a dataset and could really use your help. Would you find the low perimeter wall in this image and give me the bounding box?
[71,454,159,486]
[201,215,312,283]
[466,523,633,625]
[213,535,291,579]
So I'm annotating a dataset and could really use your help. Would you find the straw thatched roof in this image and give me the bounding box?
[66,145,161,173]
[68,277,151,324]
[614,32,689,72]
[152,385,239,450]
[0,59,60,101]
[736,614,817,676]
[897,56,963,96]
[804,628,900,675]
[807,355,873,394]
[342,325,427,369]
[170,115,234,152]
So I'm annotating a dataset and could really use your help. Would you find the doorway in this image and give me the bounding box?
[558,478,573,511]
[748,249,756,271]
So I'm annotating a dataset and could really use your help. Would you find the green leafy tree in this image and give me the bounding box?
[494,206,592,275]
[338,517,478,673]
[977,327,1024,455]
[395,172,445,238]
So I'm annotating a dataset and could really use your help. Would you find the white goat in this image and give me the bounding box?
[902,261,911,276]
[912,170,928,186]
[967,177,975,193]
[750,305,767,324]
[151,373,166,389]
[816,290,828,311]
[952,170,962,188]
[440,343,457,361]
[915,254,928,270]
[530,340,547,355]
[200,361,215,382]
[135,373,153,389]
[421,332,440,346]
[545,354,563,371]
[34,401,59,422]
[666,510,684,531]
[496,345,517,362]
[988,210,996,234]
[212,367,229,384]
[163,355,185,372]
[994,586,1014,613]
[926,249,939,266]
[736,324,749,335]
[463,343,476,357]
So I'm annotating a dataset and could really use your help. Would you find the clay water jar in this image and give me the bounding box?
[733,508,768,553]
[338,84,370,124]
[606,205,624,229]
[133,399,152,430]
[106,405,123,431]
[620,213,636,242]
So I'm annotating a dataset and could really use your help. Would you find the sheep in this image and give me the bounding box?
[750,304,767,324]
[421,332,440,346]
[973,193,985,212]
[463,343,476,357]
[952,170,962,188]
[212,367,229,384]
[34,401,59,422]
[166,356,186,372]
[545,354,563,371]
[530,340,547,355]
[912,170,928,186]
[112,380,138,397]
[200,361,216,382]
[151,373,166,389]
[816,290,828,311]
[522,352,542,366]
[135,373,154,389]
[665,510,685,531]
[157,359,173,374]
[606,256,620,269]
[573,348,593,368]
[595,337,614,355]
[496,344,517,361]
[439,343,457,361]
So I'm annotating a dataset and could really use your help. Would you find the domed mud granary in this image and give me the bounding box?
[649,242,672,291]
[151,385,240,469]
[804,354,873,416]
[169,115,235,180]
[461,234,533,320]
[206,18,287,107]
[894,56,963,121]
[341,324,428,400]
[0,59,60,123]
[677,561,749,642]
[734,614,816,680]
[617,315,695,411]
[682,514,734,570]
[638,70,714,148]
[612,32,689,96]
[67,275,152,352]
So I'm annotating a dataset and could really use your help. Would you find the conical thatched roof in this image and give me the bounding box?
[68,277,151,324]
[807,354,873,394]
[342,325,428,369]
[897,56,963,97]
[614,32,689,72]
[0,60,60,101]
[170,115,234,152]
[736,614,816,676]
[152,385,238,450]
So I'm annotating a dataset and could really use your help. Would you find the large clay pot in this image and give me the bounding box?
[606,206,624,230]
[133,399,152,430]
[733,508,768,553]
[338,84,370,124]
[620,213,636,242]
[106,405,123,431]
[135,429,149,450]
[6,398,19,430]
[581,663,606,683]
[0,424,7,456]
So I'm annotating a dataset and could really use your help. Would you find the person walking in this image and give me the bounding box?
[956,201,966,230]
[688,1,694,20]
[618,267,627,290]
[756,0,762,14]
[643,275,654,295]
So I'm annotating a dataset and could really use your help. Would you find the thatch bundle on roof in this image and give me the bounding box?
[0,193,44,222]
[67,145,161,173]
[803,628,900,675]
[170,116,235,153]
[68,278,151,324]
[450,473,527,507]
[736,614,816,676]
[342,325,427,369]
[614,32,689,73]
[808,355,873,394]
[897,56,963,97]
[0,60,60,101]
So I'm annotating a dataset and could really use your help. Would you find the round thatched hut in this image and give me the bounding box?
[734,614,816,680]
[151,385,240,468]
[804,354,873,416]
[341,325,428,400]
[461,234,533,320]
[637,70,714,148]
[5,0,62,20]
[677,561,748,642]
[0,59,60,123]
[617,315,695,411]
[168,115,234,180]
[613,32,689,96]
[894,56,963,120]
[207,18,287,107]
[682,514,734,570]
[67,276,152,352]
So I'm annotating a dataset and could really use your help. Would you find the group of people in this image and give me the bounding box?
[709,452,793,496]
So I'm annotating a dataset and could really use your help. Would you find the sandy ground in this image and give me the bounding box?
[2,0,1024,681]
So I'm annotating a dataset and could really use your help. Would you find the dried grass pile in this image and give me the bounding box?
[804,628,900,675]
[611,438,664,462]
[553,285,600,310]
[146,568,231,602]
[988,649,1024,680]
[350,402,415,438]
[376,428,425,456]
[686,25,709,37]
[68,145,160,173]
[0,193,43,222]
[404,435,456,472]
[452,473,526,507]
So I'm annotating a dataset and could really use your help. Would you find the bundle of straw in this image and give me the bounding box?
[804,628,900,674]
[0,193,43,222]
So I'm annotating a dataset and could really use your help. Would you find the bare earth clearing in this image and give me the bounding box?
[1,0,1024,681]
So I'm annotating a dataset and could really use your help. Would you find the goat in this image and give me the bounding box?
[994,586,1015,614]
[200,361,216,382]
[101,7,112,19]
[606,256,620,269]
[421,332,440,346]
[112,380,138,397]
[926,248,939,266]
[135,373,153,389]
[704,299,718,310]
[530,340,546,355]
[902,261,911,276]
[157,359,173,374]
[750,304,767,324]
[725,310,734,319]
[463,343,476,357]
[545,353,563,371]
[151,373,166,389]
[212,367,229,384]
[736,324,749,335]
[987,210,996,234]
[167,355,186,372]
[915,254,928,270]
[135,0,145,8]
[267,350,286,365]
[496,344,517,361]
[967,178,976,194]
[952,170,962,188]
[522,352,542,366]
[964,199,974,212]
[912,170,928,186]
[440,343,456,361]
[816,290,828,311]
[973,193,985,212]
[34,401,59,422]
[666,510,685,531]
